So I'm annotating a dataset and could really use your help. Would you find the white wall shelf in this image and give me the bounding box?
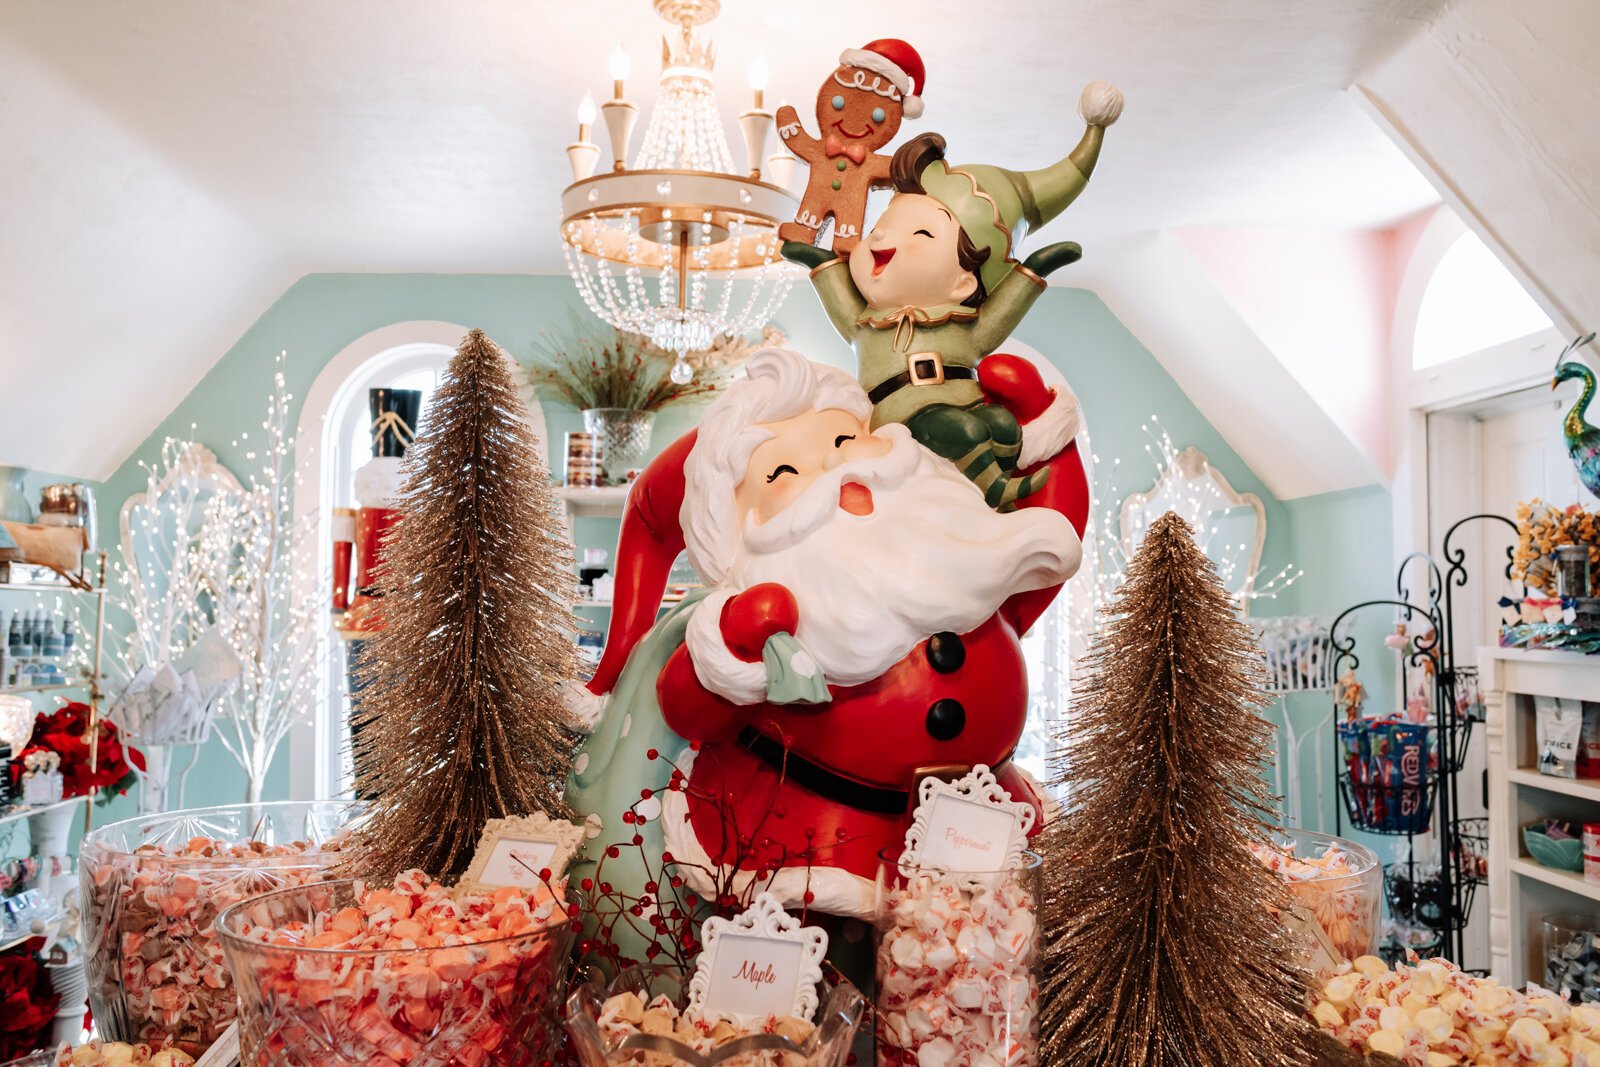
[557,484,629,520]
[1483,645,1600,986]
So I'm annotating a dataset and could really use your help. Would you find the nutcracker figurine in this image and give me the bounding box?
[333,387,422,786]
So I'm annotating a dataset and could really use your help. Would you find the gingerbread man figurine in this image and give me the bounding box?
[776,38,925,254]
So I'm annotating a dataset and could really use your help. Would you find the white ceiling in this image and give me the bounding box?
[0,0,1446,481]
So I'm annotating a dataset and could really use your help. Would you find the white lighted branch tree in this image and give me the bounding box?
[110,439,245,810]
[1017,418,1302,783]
[200,356,318,804]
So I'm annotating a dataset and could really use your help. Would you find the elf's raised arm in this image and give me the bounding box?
[782,242,866,343]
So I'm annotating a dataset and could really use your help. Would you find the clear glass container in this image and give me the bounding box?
[79,800,358,1054]
[873,850,1042,1067]
[1543,912,1600,1003]
[218,878,576,1066]
[1557,544,1592,600]
[1256,827,1382,962]
[583,408,656,486]
[566,963,867,1066]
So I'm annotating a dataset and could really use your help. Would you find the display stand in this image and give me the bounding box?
[1328,515,1514,968]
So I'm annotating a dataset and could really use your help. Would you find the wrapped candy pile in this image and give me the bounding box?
[1252,837,1379,961]
[219,869,574,1067]
[82,832,349,1053]
[875,872,1038,1067]
[593,988,814,1065]
[1311,955,1600,1064]
[50,1043,195,1066]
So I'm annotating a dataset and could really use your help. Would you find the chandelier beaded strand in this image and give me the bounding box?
[560,0,798,383]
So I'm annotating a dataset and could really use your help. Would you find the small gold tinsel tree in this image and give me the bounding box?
[1038,512,1315,1066]
[346,329,578,884]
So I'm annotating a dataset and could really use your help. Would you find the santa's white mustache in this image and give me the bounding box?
[739,423,922,557]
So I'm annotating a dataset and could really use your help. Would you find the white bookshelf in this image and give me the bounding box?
[1483,645,1600,986]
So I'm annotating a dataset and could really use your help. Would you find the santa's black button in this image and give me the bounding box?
[925,632,965,673]
[926,699,966,740]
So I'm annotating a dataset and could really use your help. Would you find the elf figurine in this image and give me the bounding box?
[775,38,925,254]
[784,82,1123,510]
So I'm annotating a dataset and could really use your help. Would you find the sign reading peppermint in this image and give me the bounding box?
[901,764,1035,887]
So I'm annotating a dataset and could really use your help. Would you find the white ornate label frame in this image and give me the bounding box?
[458,813,586,894]
[900,764,1035,888]
[686,892,828,1026]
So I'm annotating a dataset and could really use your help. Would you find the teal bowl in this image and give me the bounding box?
[1525,825,1585,872]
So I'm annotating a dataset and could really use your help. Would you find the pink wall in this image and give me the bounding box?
[1175,224,1412,476]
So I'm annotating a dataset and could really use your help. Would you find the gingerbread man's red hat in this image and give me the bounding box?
[839,38,925,119]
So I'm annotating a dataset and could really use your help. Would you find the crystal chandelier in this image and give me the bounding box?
[560,0,799,383]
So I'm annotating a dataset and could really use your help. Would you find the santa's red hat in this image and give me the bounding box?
[839,38,925,119]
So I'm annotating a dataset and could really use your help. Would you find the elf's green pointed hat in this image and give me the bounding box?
[921,81,1123,293]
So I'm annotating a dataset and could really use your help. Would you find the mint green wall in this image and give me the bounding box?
[73,272,1393,837]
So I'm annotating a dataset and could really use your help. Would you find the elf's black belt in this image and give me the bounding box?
[736,725,1012,816]
[867,363,977,405]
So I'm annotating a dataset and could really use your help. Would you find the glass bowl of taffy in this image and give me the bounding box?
[1252,827,1381,962]
[565,963,868,1066]
[217,871,578,1067]
[78,800,358,1054]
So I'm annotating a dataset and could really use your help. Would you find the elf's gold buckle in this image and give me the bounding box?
[907,351,945,386]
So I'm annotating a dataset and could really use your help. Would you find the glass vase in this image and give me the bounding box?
[583,408,655,487]
[0,466,33,523]
[566,963,867,1067]
[79,800,357,1055]
[1543,912,1600,1004]
[218,879,576,1066]
[873,850,1043,1067]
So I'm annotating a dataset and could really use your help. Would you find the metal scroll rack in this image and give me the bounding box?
[1330,514,1515,968]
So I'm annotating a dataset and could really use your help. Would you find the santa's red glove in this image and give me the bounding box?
[720,582,800,662]
[978,354,1055,424]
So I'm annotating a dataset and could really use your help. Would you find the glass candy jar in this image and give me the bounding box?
[1254,828,1382,963]
[79,801,357,1054]
[1543,913,1600,1004]
[873,851,1043,1067]
[566,963,867,1067]
[218,878,577,1066]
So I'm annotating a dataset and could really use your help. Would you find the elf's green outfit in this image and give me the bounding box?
[785,98,1117,509]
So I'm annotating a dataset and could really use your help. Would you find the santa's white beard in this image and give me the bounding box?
[721,426,1081,688]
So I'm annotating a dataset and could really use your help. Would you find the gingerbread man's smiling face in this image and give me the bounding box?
[814,65,904,153]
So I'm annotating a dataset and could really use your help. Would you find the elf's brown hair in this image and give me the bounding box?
[889,133,991,308]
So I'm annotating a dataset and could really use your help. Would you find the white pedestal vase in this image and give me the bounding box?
[27,800,77,901]
[46,957,88,1045]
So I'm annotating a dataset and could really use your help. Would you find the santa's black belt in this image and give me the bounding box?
[736,725,1012,817]
[867,364,977,406]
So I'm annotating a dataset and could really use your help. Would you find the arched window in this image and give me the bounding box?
[1412,231,1552,369]
[288,322,549,800]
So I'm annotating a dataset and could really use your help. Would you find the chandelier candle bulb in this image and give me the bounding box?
[568,93,601,181]
[610,42,630,99]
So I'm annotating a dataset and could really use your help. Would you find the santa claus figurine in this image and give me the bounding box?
[566,347,1088,956]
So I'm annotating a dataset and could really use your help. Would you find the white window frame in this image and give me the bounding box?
[288,321,549,800]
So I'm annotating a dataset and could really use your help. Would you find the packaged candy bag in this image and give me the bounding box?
[1537,695,1584,779]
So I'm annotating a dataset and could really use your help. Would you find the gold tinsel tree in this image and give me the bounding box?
[345,329,578,883]
[1038,511,1316,1066]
